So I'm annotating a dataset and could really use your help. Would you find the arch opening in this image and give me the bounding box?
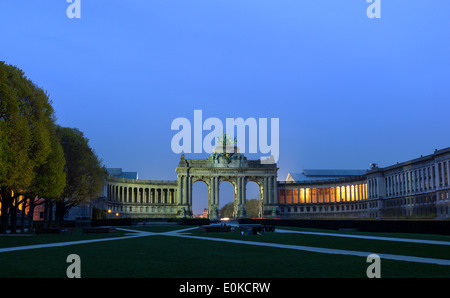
[219,180,235,219]
[246,180,262,218]
[192,180,209,218]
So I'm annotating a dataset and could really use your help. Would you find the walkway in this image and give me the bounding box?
[1,226,449,266]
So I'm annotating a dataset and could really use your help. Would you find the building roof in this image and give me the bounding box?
[303,169,367,177]
[286,169,366,182]
[107,168,138,180]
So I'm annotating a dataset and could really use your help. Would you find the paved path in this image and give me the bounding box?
[1,226,449,266]
[0,233,149,253]
[274,228,450,246]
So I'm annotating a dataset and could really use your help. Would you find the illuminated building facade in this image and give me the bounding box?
[102,147,450,219]
[279,147,450,219]
[279,170,368,218]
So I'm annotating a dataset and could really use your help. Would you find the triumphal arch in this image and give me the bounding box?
[104,142,278,219]
[176,144,278,219]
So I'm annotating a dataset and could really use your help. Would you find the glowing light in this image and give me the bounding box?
[299,188,305,203]
[305,188,311,203]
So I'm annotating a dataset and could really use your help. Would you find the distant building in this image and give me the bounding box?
[194,208,208,218]
[107,168,138,180]
[32,198,92,222]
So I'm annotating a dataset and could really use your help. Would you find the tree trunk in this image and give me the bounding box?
[43,200,49,228]
[48,200,53,228]
[55,200,66,228]
[20,198,26,233]
[10,197,17,234]
[0,188,13,234]
[0,199,9,234]
[28,197,36,232]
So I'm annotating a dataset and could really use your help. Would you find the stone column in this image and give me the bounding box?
[209,178,214,208]
[188,177,193,216]
[447,161,450,187]
[435,165,439,190]
[242,177,246,204]
[130,187,133,203]
[242,177,246,216]
[188,176,192,207]
[263,177,268,205]
[177,176,182,205]
[111,185,116,202]
[268,176,272,205]
[333,186,337,202]
[209,177,219,219]
[183,176,187,205]
[236,177,242,217]
[406,172,410,193]
[273,176,278,204]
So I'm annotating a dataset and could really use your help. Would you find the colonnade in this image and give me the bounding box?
[107,184,177,205]
[279,183,368,204]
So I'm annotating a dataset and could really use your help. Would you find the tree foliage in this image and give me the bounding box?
[219,198,261,218]
[54,126,106,224]
[0,61,105,232]
[0,62,55,232]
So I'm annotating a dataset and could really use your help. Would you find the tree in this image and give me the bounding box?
[219,198,261,218]
[220,202,234,218]
[54,126,106,226]
[26,130,66,230]
[0,62,54,233]
[245,199,261,218]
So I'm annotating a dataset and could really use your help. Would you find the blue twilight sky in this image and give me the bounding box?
[1,1,449,213]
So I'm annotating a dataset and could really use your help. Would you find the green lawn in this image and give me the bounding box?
[187,228,450,260]
[0,225,449,278]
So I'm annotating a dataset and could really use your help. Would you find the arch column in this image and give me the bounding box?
[183,176,187,206]
[261,177,268,217]
[177,176,182,204]
[209,177,219,219]
[235,176,247,218]
[215,177,220,217]
[188,176,192,214]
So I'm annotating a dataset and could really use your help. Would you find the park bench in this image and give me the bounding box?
[239,224,264,235]
[239,224,275,235]
[264,225,276,232]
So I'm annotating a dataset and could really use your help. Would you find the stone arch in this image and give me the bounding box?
[175,154,278,219]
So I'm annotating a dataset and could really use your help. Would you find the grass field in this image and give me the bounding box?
[0,224,449,278]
